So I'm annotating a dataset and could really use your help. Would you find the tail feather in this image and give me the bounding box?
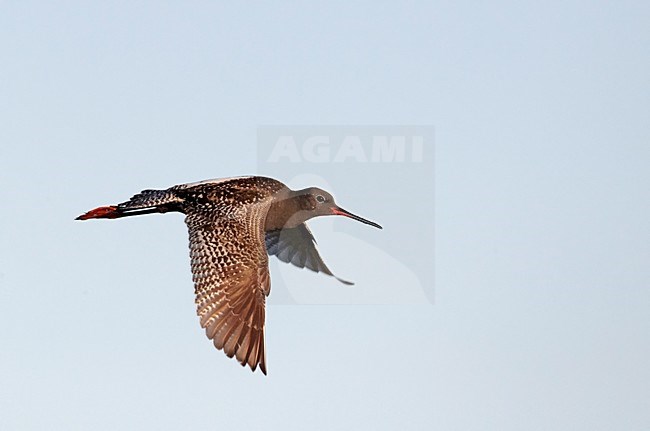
[118,189,183,211]
[75,206,121,220]
[76,188,184,221]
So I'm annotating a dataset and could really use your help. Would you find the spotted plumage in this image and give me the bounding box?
[77,176,381,374]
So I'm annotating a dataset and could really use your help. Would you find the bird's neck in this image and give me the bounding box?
[265,191,313,231]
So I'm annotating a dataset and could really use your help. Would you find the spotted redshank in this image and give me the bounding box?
[76,176,381,375]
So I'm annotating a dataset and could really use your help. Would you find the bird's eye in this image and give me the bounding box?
[316,195,326,203]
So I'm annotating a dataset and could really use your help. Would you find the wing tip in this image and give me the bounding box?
[243,358,267,376]
[336,276,355,286]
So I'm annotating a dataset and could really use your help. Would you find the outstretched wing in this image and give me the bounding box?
[265,224,353,285]
[185,189,275,375]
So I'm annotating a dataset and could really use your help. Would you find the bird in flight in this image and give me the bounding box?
[76,176,381,375]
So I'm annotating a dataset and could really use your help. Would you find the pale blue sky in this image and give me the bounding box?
[1,2,649,430]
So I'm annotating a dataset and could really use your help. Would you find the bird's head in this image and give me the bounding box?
[295,187,382,229]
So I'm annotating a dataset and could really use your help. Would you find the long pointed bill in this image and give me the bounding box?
[331,207,383,229]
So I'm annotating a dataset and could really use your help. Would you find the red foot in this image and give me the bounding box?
[75,205,120,220]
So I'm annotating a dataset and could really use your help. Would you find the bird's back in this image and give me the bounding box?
[172,176,288,212]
